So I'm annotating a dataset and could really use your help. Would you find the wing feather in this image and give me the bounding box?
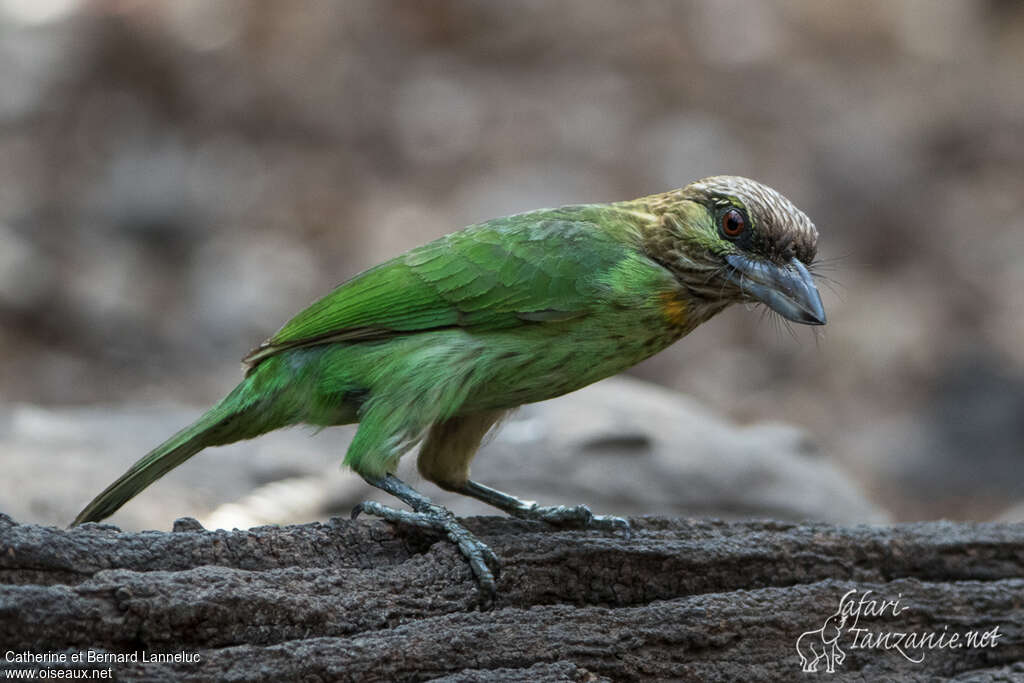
[243,208,652,366]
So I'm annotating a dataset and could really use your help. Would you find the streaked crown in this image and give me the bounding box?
[689,175,818,264]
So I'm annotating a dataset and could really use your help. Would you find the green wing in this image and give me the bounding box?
[243,207,653,367]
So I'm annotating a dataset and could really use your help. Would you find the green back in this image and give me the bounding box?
[244,206,650,365]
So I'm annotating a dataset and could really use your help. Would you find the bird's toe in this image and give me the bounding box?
[589,514,632,539]
[352,498,500,604]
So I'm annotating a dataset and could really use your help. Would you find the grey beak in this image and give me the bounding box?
[724,254,826,325]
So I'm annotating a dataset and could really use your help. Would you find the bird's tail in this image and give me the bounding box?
[71,372,287,526]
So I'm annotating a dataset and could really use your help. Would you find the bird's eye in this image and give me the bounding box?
[721,209,746,239]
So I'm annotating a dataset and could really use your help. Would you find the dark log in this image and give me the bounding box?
[1,513,1021,681]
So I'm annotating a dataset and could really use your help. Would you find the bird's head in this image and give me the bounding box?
[648,175,826,326]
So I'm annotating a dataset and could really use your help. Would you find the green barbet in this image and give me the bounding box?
[73,175,825,599]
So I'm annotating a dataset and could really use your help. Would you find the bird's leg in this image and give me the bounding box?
[351,473,500,601]
[416,412,630,536]
[453,480,630,537]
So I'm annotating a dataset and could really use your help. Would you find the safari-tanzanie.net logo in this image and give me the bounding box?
[795,588,1003,673]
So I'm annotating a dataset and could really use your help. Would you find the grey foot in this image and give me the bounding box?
[353,499,500,603]
[456,480,631,538]
[511,502,631,537]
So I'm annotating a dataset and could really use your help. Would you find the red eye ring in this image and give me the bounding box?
[721,209,745,238]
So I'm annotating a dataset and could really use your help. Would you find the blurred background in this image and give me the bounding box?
[1,0,1022,526]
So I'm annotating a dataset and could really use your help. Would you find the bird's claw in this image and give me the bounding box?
[513,502,631,538]
[351,499,499,607]
[593,513,632,540]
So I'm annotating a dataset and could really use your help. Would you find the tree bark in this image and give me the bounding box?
[1,513,1021,681]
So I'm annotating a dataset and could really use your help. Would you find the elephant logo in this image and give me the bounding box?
[796,607,848,673]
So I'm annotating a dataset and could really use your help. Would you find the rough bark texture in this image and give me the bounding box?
[1,513,1022,682]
